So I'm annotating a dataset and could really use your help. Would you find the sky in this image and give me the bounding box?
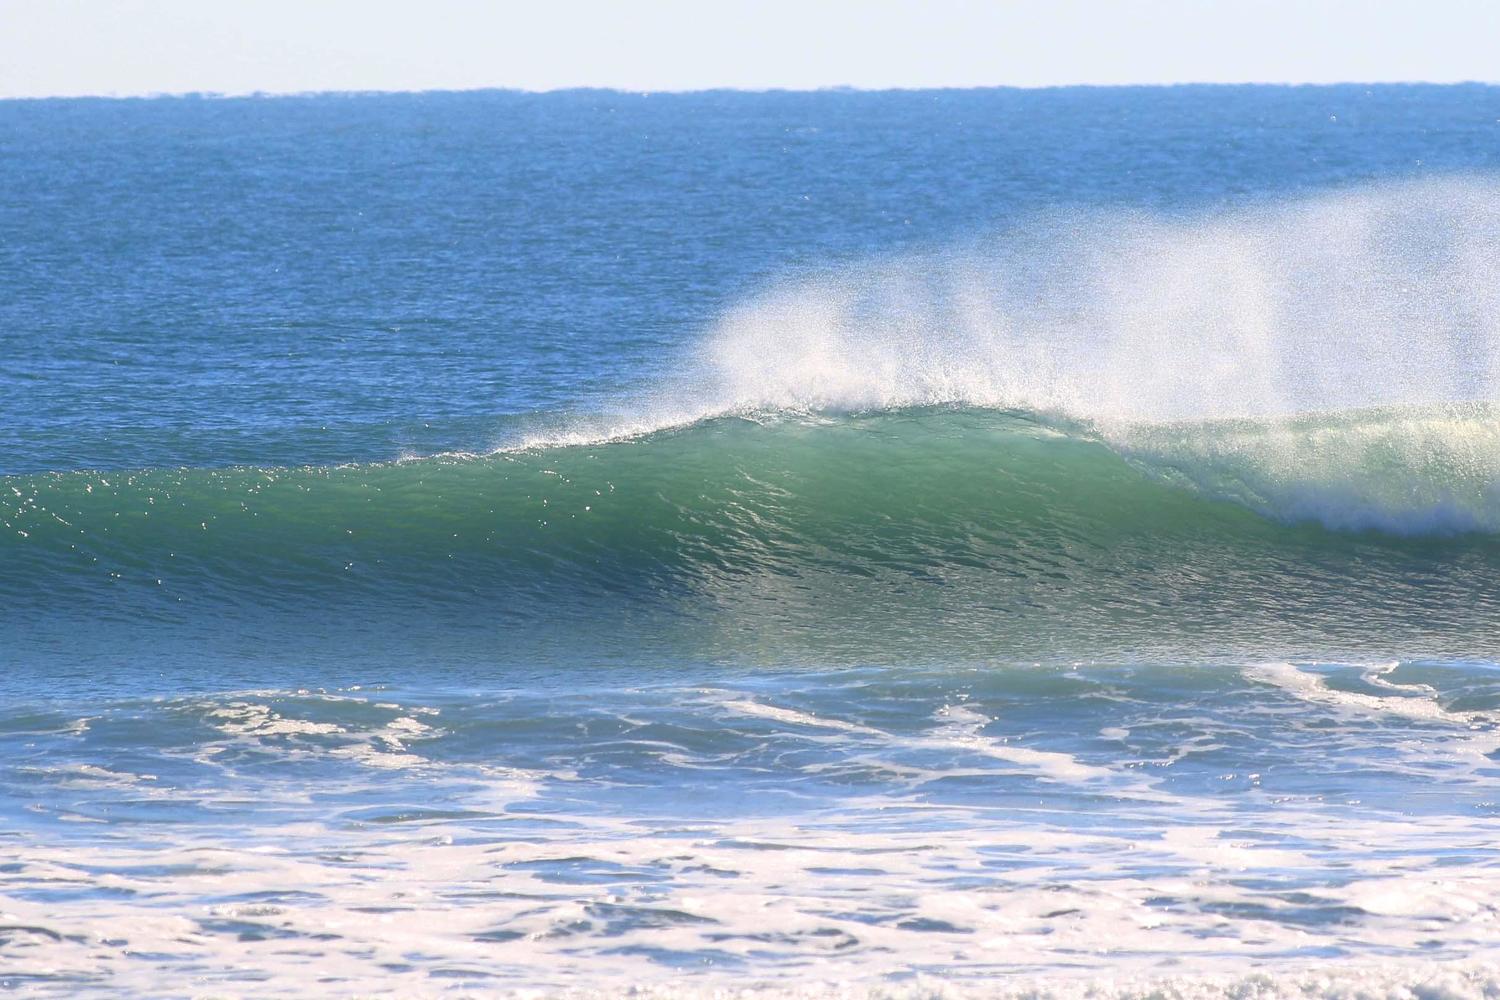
[3,0,1499,99]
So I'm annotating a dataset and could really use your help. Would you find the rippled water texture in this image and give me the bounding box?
[5,87,1500,996]
[4,661,1500,995]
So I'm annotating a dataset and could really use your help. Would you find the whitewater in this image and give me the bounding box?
[4,86,1500,997]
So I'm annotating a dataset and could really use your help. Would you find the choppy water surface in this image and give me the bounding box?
[5,661,1500,996]
[5,86,1500,996]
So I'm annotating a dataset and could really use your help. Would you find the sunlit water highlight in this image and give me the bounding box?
[6,86,1500,997]
[5,661,1500,996]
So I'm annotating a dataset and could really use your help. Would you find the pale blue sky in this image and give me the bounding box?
[3,0,1498,99]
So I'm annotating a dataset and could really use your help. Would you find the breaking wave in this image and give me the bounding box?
[7,178,1500,660]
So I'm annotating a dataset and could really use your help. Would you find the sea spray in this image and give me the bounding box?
[9,86,1500,998]
[689,177,1500,423]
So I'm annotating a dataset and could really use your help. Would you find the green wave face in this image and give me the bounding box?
[7,407,1500,668]
[1114,402,1500,535]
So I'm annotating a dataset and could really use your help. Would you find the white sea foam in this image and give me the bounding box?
[1113,403,1500,533]
[1245,661,1495,728]
[496,178,1500,535]
[693,178,1500,423]
[6,811,1499,997]
[714,693,1135,789]
[498,177,1500,447]
[6,668,1500,995]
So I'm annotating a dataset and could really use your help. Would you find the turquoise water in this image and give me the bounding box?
[5,86,1500,996]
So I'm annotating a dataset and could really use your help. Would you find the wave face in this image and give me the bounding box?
[9,90,1500,998]
[9,179,1500,669]
[9,405,1500,670]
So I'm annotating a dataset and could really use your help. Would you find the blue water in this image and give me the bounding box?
[4,86,1500,997]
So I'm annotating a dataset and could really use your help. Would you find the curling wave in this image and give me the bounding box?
[7,406,1500,664]
[9,178,1500,661]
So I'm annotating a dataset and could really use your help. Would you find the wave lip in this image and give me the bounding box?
[8,406,1500,666]
[485,178,1500,537]
[1115,402,1500,536]
[474,177,1500,464]
[687,177,1500,426]
[9,178,1500,658]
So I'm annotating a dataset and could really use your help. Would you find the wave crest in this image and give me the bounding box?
[8,407,1500,667]
[691,177,1500,425]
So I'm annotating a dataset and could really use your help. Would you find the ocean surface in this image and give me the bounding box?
[4,85,1500,997]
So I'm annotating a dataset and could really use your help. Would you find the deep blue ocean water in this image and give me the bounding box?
[4,86,1500,996]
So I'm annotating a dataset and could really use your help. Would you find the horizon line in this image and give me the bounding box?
[5,79,1500,103]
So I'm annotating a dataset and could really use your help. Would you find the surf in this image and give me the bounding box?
[8,405,1500,668]
[8,177,1500,663]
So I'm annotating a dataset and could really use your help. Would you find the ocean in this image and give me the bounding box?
[4,85,1500,997]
